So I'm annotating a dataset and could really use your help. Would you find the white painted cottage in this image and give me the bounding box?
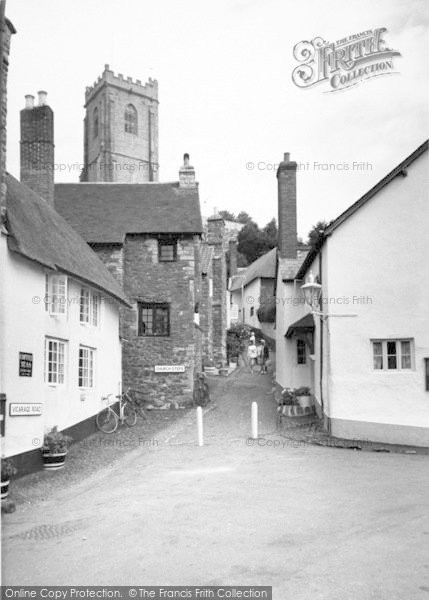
[275,141,429,447]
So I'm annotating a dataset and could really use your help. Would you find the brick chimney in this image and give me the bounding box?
[0,4,16,217]
[276,152,297,259]
[229,238,238,276]
[179,153,196,188]
[20,90,55,206]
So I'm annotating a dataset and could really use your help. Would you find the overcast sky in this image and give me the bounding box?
[5,0,428,239]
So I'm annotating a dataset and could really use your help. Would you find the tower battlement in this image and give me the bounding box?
[84,64,158,106]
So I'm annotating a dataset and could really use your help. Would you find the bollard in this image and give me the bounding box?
[197,406,204,446]
[251,401,258,439]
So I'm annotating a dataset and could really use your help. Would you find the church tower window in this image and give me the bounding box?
[125,104,138,135]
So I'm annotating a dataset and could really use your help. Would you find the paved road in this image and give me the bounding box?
[2,371,429,599]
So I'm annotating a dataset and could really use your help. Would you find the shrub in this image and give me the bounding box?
[1,458,17,481]
[42,427,73,454]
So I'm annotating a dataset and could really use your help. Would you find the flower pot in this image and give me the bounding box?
[297,395,312,409]
[1,479,10,499]
[42,451,68,470]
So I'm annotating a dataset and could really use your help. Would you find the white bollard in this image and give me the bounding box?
[197,406,204,446]
[251,401,258,439]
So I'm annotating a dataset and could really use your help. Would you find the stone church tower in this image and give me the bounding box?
[80,64,159,182]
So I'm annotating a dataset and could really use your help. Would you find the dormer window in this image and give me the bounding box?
[124,104,138,135]
[93,107,99,138]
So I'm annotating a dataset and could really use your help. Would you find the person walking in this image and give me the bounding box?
[260,339,270,374]
[247,340,258,374]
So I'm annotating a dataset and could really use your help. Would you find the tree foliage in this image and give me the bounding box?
[307,220,330,251]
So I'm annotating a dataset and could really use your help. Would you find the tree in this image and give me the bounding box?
[218,210,236,221]
[307,220,330,251]
[237,222,266,264]
[236,211,254,225]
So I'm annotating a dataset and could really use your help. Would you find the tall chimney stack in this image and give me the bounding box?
[179,153,196,188]
[20,91,55,206]
[276,152,297,260]
[229,238,238,276]
[0,4,16,217]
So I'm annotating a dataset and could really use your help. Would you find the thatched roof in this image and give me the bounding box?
[54,182,203,244]
[6,174,130,306]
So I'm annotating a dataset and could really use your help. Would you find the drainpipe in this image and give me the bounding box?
[319,252,325,417]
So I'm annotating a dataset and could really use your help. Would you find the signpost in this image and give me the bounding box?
[154,365,185,373]
[9,403,42,416]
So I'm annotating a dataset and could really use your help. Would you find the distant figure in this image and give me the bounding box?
[260,339,270,374]
[247,341,258,374]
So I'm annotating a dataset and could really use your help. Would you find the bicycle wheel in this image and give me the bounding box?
[134,400,148,419]
[123,402,137,427]
[96,408,118,434]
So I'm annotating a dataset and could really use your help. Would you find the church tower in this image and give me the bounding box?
[80,65,159,182]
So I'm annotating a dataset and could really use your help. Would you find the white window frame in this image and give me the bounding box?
[45,338,66,385]
[371,339,414,371]
[45,274,67,316]
[78,346,95,389]
[80,287,99,326]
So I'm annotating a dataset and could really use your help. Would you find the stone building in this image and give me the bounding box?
[55,156,204,403]
[80,65,159,183]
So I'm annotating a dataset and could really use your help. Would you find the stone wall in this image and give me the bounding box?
[0,14,15,214]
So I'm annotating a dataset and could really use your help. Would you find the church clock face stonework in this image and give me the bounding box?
[81,65,159,183]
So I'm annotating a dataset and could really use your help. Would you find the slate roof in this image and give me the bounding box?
[229,248,277,291]
[54,182,203,244]
[6,174,130,306]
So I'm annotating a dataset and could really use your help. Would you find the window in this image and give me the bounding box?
[124,104,138,135]
[250,307,254,317]
[45,274,67,316]
[297,339,306,365]
[80,287,99,326]
[79,346,95,388]
[425,358,429,391]
[158,239,177,262]
[138,303,170,336]
[93,107,98,138]
[45,339,66,385]
[372,339,414,371]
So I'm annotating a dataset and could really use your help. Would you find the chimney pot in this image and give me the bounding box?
[25,94,35,109]
[104,63,110,70]
[284,152,290,162]
[38,91,47,106]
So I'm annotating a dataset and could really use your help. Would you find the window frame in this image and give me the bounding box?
[297,338,307,365]
[124,103,138,135]
[158,239,178,263]
[78,345,95,389]
[138,302,170,337]
[45,274,67,317]
[45,338,66,386]
[80,287,99,326]
[371,339,414,372]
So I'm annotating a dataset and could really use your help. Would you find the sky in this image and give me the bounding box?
[5,0,429,240]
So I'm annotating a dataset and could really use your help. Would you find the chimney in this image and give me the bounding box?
[0,5,16,218]
[20,91,55,206]
[179,153,196,188]
[276,152,297,259]
[229,239,238,276]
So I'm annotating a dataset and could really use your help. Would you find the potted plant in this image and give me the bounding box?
[1,458,17,499]
[41,427,73,470]
[295,386,312,408]
[280,388,298,406]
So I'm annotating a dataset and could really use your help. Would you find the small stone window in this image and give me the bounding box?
[158,239,177,262]
[124,104,138,135]
[138,302,170,337]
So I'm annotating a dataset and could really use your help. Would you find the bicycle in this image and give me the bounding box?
[193,372,210,407]
[125,388,149,420]
[96,392,137,433]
